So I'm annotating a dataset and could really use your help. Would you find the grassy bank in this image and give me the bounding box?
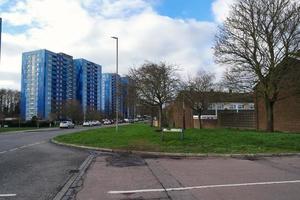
[54,123,300,154]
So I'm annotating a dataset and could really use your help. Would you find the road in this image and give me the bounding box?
[0,127,93,200]
[77,153,300,200]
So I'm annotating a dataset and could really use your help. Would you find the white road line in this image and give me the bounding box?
[108,180,300,194]
[0,194,16,197]
[0,141,46,155]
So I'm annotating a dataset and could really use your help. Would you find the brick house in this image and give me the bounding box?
[167,92,255,129]
[255,55,300,132]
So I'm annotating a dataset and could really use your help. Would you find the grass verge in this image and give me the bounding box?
[54,123,300,154]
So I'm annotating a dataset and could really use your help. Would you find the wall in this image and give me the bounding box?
[257,95,300,132]
[168,102,256,130]
[167,101,193,129]
[194,119,218,129]
[218,110,256,129]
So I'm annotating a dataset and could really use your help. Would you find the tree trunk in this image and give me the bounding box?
[265,97,274,132]
[150,107,154,127]
[198,112,202,129]
[158,104,163,130]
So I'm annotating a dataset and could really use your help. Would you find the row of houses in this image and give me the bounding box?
[169,90,300,133]
[20,49,135,121]
[169,55,300,133]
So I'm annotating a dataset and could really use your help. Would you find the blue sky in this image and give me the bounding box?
[0,0,234,89]
[156,0,215,21]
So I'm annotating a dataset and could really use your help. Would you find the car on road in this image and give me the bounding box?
[83,121,92,127]
[103,119,112,125]
[83,121,101,126]
[59,121,75,128]
[93,120,101,126]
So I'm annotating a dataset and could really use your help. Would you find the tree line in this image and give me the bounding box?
[0,89,20,119]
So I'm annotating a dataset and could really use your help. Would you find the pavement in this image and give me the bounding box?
[0,126,99,200]
[77,153,300,200]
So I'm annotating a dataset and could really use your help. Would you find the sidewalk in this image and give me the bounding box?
[75,153,300,200]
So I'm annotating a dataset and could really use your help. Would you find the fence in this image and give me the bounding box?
[218,110,256,129]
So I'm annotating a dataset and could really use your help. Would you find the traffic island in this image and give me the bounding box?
[52,123,300,158]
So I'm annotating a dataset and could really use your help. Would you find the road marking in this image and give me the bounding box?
[108,180,300,194]
[0,194,16,197]
[0,141,46,155]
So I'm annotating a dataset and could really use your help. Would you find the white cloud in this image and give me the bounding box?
[0,0,220,89]
[0,80,17,88]
[212,0,236,23]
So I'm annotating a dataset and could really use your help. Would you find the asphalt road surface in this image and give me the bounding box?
[0,127,94,200]
[77,153,300,200]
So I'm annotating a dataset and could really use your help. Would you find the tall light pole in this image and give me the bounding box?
[111,36,119,132]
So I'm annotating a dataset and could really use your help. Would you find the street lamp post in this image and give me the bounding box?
[111,36,119,132]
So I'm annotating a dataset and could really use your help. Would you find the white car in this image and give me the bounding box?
[94,121,101,126]
[60,121,75,128]
[83,121,92,127]
[103,120,111,125]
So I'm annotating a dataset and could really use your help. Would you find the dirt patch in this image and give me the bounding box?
[105,153,146,167]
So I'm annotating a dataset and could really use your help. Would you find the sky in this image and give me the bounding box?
[0,0,235,89]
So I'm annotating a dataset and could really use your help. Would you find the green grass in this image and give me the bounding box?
[0,127,39,133]
[54,123,300,154]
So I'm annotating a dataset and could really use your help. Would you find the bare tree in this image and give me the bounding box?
[214,0,300,132]
[129,62,179,129]
[85,106,103,121]
[62,100,83,123]
[48,112,58,122]
[0,89,20,117]
[182,71,215,129]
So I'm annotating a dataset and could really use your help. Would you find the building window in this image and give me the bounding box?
[217,104,224,110]
[238,104,244,110]
[229,104,236,110]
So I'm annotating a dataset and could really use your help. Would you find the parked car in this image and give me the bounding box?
[103,119,111,125]
[94,120,101,126]
[60,121,75,128]
[83,121,92,127]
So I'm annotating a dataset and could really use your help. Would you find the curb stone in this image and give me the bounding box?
[51,139,300,159]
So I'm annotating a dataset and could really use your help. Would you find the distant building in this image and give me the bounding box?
[20,49,136,122]
[168,92,255,129]
[206,94,255,116]
[101,73,122,118]
[121,76,135,119]
[21,49,76,120]
[74,59,102,116]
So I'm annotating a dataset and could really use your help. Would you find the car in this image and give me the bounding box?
[94,120,101,126]
[103,120,111,125]
[60,121,75,128]
[83,121,92,127]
